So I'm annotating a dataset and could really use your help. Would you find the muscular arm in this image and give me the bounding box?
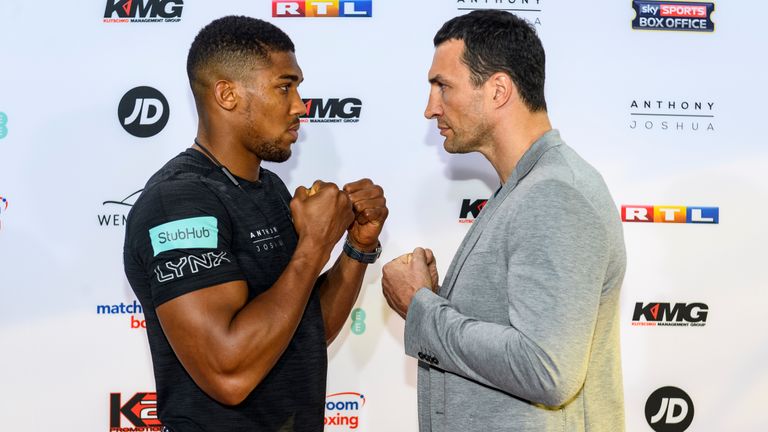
[154,181,353,406]
[319,179,387,344]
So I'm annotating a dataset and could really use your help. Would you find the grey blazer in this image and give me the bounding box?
[404,130,626,432]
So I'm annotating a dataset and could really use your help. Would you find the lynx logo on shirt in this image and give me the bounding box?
[149,216,218,256]
[154,251,231,283]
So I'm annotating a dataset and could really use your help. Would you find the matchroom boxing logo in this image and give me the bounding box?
[118,87,170,138]
[455,0,543,26]
[109,392,163,431]
[632,1,715,32]
[301,98,362,124]
[97,300,148,329]
[273,1,372,18]
[103,0,184,23]
[0,195,8,231]
[645,386,695,431]
[325,392,365,430]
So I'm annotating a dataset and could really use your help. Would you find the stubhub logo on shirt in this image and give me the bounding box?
[149,216,219,256]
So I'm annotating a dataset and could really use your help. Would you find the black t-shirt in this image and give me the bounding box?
[123,149,327,432]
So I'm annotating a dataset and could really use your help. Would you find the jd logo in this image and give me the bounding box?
[109,392,161,428]
[645,386,694,431]
[118,86,170,137]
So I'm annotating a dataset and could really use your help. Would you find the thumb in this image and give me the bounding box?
[412,247,429,266]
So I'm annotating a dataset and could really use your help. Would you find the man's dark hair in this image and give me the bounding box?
[434,10,547,112]
[187,15,295,88]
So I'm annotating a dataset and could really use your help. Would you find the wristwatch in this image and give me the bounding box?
[343,236,382,264]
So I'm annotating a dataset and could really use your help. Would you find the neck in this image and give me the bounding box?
[194,125,262,182]
[483,111,552,184]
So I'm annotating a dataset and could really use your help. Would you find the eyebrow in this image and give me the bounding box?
[278,74,303,83]
[428,74,447,85]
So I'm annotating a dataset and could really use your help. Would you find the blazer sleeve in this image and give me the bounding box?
[403,179,611,407]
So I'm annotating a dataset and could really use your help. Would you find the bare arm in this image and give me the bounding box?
[319,179,388,344]
[155,181,353,406]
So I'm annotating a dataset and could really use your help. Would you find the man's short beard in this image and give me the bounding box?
[254,140,291,162]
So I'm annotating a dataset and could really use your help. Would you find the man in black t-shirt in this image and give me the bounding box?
[123,16,388,432]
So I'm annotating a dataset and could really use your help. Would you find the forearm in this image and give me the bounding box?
[319,252,369,344]
[405,289,590,407]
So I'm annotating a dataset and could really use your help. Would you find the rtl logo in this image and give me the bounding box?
[459,199,487,224]
[301,98,362,123]
[104,0,184,19]
[621,205,718,224]
[118,87,170,138]
[109,392,162,430]
[273,1,372,17]
[645,386,694,431]
[632,302,708,327]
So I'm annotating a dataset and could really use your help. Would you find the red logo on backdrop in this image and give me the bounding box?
[110,392,162,431]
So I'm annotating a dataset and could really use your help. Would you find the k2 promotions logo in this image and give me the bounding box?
[632,302,708,327]
[629,99,715,133]
[325,392,365,430]
[118,87,170,138]
[459,199,487,224]
[273,1,372,18]
[632,1,714,32]
[0,111,7,139]
[109,392,162,431]
[301,98,362,123]
[645,386,694,431]
[456,0,542,26]
[103,0,184,23]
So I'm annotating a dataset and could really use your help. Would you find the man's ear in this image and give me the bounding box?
[213,80,238,111]
[488,72,517,109]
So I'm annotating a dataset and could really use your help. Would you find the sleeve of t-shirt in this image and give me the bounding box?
[129,177,246,307]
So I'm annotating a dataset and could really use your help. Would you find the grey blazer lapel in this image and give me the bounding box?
[439,130,563,299]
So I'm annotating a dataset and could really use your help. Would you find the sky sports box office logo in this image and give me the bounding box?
[273,1,372,17]
[632,1,714,32]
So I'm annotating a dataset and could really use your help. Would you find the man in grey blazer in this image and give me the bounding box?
[382,10,626,432]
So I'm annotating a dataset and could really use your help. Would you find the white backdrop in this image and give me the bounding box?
[1,1,767,431]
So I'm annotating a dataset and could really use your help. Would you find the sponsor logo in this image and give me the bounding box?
[99,189,143,227]
[154,251,231,283]
[97,300,147,329]
[0,111,7,139]
[249,226,285,253]
[632,1,715,32]
[456,0,542,26]
[631,302,708,327]
[459,199,487,224]
[300,98,362,123]
[149,216,218,256]
[645,386,694,431]
[325,392,365,430]
[350,308,366,335]
[273,1,372,18]
[118,86,170,138]
[110,392,162,431]
[621,205,718,224]
[103,0,184,23]
[628,99,715,133]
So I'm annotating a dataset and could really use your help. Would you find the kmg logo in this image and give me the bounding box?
[301,98,362,123]
[459,199,487,224]
[273,1,372,17]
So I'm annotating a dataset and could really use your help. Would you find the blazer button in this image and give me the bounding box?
[434,358,439,365]
[418,352,425,360]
